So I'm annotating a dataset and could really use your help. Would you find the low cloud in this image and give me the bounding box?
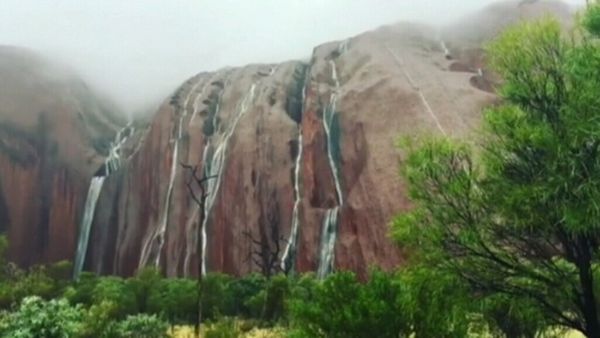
[0,0,586,114]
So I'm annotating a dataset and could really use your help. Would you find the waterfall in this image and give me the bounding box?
[189,75,215,125]
[280,64,311,272]
[182,142,211,276]
[317,42,347,278]
[73,123,132,279]
[317,207,339,277]
[139,77,207,268]
[440,40,451,59]
[198,82,257,276]
[280,132,303,272]
[73,177,106,279]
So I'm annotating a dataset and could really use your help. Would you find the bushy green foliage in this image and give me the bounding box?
[394,10,600,337]
[583,1,600,36]
[289,271,407,338]
[147,277,197,323]
[92,276,138,318]
[112,314,169,338]
[481,295,549,338]
[0,296,84,338]
[396,266,473,338]
[261,274,290,322]
[226,273,266,318]
[80,300,120,338]
[64,271,98,306]
[129,267,162,314]
[201,273,233,320]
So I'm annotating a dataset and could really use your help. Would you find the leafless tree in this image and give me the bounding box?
[181,162,215,337]
[243,191,287,279]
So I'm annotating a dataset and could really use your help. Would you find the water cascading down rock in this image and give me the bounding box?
[73,125,132,279]
[317,41,347,278]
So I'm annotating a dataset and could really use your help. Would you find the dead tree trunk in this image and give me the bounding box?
[243,192,286,279]
[181,163,216,338]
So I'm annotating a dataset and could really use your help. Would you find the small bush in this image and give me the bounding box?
[0,296,84,338]
[92,276,138,318]
[289,271,408,338]
[113,314,169,338]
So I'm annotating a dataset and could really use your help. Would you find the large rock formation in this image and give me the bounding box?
[0,1,574,277]
[0,46,122,267]
[86,0,573,278]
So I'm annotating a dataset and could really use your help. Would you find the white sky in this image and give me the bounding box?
[0,0,586,113]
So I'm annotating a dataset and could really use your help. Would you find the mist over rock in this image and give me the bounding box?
[0,45,123,266]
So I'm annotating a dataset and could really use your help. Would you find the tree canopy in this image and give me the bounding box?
[393,6,600,337]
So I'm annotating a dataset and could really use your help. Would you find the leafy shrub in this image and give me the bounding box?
[92,276,138,318]
[481,294,549,338]
[65,271,98,306]
[128,267,162,313]
[80,300,119,338]
[0,296,84,338]
[289,271,407,338]
[11,265,59,301]
[262,274,290,323]
[396,266,472,338]
[201,273,233,320]
[226,273,266,318]
[113,314,168,338]
[147,278,197,323]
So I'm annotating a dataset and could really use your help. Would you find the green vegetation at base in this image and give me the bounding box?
[0,245,570,337]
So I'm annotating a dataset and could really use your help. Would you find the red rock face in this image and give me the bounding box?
[0,47,121,267]
[2,1,573,277]
[85,23,501,278]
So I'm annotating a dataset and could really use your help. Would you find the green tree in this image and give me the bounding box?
[396,266,473,337]
[128,267,162,313]
[12,265,58,301]
[0,296,84,338]
[112,314,168,338]
[201,273,233,321]
[393,12,600,337]
[147,278,197,324]
[289,271,407,338]
[225,273,267,318]
[65,271,98,306]
[92,276,138,318]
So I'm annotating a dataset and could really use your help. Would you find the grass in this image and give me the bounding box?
[169,324,286,338]
[167,323,586,338]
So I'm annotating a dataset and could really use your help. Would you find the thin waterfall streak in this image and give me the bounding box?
[280,132,304,271]
[190,74,218,125]
[325,61,343,206]
[73,123,132,279]
[199,82,257,276]
[440,40,451,58]
[183,141,211,277]
[139,78,204,268]
[73,177,106,279]
[280,65,311,272]
[317,43,347,278]
[385,44,447,136]
[317,207,339,278]
[153,135,180,267]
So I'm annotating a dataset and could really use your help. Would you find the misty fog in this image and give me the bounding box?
[0,0,586,114]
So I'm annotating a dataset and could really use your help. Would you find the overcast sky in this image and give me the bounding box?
[0,0,586,113]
